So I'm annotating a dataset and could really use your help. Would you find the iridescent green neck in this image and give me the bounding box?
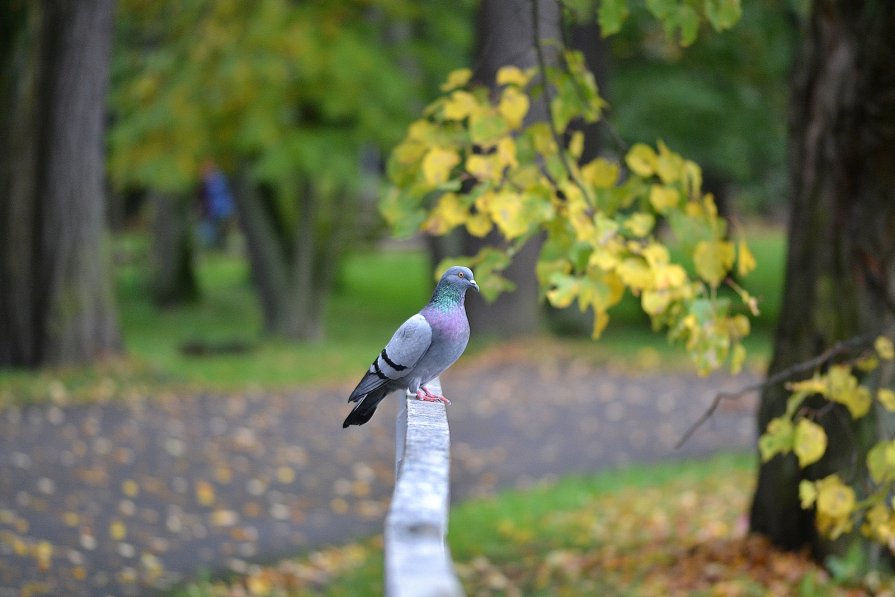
[428,282,465,311]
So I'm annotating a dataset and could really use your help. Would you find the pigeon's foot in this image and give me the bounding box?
[416,387,451,405]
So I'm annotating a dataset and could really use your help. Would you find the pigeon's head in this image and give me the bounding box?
[440,266,479,294]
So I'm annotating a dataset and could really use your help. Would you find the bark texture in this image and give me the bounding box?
[0,0,121,367]
[454,0,561,336]
[750,0,895,561]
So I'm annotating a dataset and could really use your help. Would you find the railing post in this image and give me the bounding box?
[386,378,463,597]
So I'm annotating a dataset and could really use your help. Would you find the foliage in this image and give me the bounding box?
[109,0,468,195]
[381,1,758,375]
[606,0,793,208]
[758,336,895,554]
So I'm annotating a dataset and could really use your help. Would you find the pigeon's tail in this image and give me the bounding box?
[342,386,390,428]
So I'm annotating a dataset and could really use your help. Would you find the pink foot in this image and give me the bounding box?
[416,387,451,405]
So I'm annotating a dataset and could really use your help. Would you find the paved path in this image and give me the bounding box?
[0,350,759,596]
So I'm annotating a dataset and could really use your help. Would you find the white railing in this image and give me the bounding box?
[385,378,463,597]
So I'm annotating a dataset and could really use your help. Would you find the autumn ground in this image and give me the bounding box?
[190,455,879,597]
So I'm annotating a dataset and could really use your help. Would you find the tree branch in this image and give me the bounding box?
[530,0,593,204]
[675,332,881,449]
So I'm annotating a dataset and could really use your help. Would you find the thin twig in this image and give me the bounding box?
[675,332,881,449]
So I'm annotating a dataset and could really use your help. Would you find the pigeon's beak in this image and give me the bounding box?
[470,280,479,293]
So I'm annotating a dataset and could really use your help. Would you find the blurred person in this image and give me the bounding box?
[197,160,235,249]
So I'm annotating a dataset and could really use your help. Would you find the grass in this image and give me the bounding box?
[174,453,874,596]
[0,224,786,405]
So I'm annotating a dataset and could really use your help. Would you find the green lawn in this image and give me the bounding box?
[0,225,785,405]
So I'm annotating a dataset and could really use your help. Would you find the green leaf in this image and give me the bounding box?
[867,441,895,484]
[546,273,580,309]
[469,112,510,146]
[597,0,630,36]
[703,0,742,31]
[758,416,794,462]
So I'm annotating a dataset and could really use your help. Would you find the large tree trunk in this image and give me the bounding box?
[0,0,121,367]
[750,0,895,562]
[452,0,561,337]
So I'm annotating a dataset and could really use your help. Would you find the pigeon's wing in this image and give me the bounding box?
[348,314,432,402]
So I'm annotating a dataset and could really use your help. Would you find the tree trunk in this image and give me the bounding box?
[453,0,561,337]
[232,168,292,334]
[149,191,198,306]
[0,4,42,366]
[750,0,895,563]
[0,0,120,367]
[233,169,342,341]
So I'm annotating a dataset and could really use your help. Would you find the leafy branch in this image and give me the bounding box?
[676,332,882,449]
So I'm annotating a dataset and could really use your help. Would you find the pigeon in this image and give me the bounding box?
[342,265,479,428]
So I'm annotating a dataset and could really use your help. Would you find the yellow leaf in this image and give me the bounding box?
[465,212,492,237]
[815,475,855,519]
[440,68,472,91]
[423,193,467,235]
[876,336,895,360]
[616,257,652,290]
[878,388,895,411]
[592,309,610,338]
[422,147,460,186]
[581,158,619,189]
[799,480,817,509]
[121,479,139,498]
[684,160,703,198]
[786,375,827,395]
[642,289,671,314]
[568,131,585,161]
[653,263,687,289]
[33,541,53,571]
[109,520,127,541]
[496,65,534,87]
[496,137,518,169]
[498,87,530,129]
[624,213,655,237]
[867,441,895,483]
[794,418,827,468]
[641,242,670,267]
[655,141,685,183]
[466,154,503,183]
[488,191,529,239]
[625,143,657,177]
[546,274,580,309]
[649,185,680,213]
[693,240,735,287]
[195,480,216,506]
[443,90,480,121]
[737,238,757,277]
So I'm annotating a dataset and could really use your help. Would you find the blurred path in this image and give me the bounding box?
[0,350,759,596]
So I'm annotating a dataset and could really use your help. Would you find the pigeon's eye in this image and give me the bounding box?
[457,272,464,278]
